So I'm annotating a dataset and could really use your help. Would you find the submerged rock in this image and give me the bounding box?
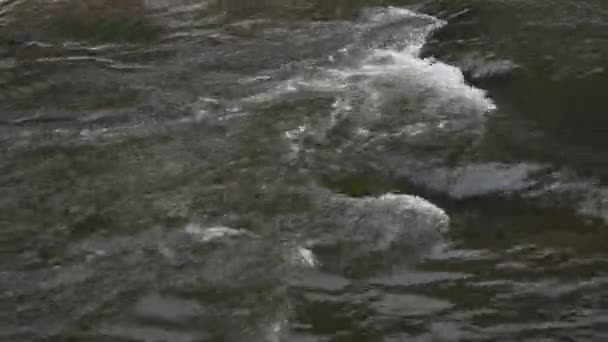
[308,191,449,274]
[173,189,449,277]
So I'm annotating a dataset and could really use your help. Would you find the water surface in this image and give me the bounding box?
[2,0,608,341]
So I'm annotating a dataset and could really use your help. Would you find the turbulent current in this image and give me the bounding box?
[2,0,608,341]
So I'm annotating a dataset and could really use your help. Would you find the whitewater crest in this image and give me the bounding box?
[334,7,496,119]
[247,7,497,169]
[302,190,450,274]
[249,7,494,109]
[184,223,257,242]
[327,192,450,250]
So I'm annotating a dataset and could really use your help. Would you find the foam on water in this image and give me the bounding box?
[377,193,450,233]
[348,48,496,113]
[578,188,608,223]
[361,7,442,24]
[184,223,256,242]
[250,7,493,112]
[292,246,318,268]
[410,162,544,199]
[523,172,608,224]
[182,223,319,276]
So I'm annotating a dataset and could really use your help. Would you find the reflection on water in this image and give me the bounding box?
[1,0,376,45]
[145,0,379,19]
[212,0,370,18]
[3,0,162,43]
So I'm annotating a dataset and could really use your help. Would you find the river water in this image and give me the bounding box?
[1,0,607,341]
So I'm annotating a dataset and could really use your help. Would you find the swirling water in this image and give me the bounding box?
[2,0,608,341]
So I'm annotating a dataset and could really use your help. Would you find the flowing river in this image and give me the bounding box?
[2,0,608,340]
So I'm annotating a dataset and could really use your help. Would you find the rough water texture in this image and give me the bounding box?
[2,0,608,341]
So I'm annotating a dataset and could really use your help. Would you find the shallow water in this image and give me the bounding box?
[2,0,607,341]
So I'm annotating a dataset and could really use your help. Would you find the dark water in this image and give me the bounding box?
[2,0,607,341]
